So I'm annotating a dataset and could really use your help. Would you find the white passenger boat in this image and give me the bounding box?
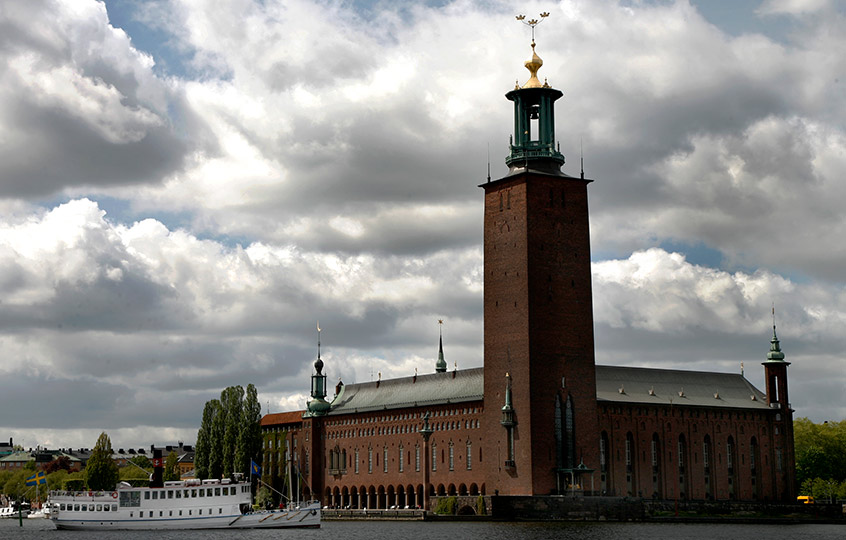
[0,503,30,518]
[48,478,320,530]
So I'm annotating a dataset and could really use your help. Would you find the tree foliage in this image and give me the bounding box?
[44,455,72,474]
[85,432,119,491]
[164,450,180,482]
[194,385,262,480]
[795,417,846,500]
[129,455,152,469]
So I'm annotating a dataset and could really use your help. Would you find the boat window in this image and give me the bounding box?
[74,504,80,511]
[81,504,87,511]
[144,491,150,499]
[60,504,65,511]
[215,488,220,496]
[179,510,182,516]
[96,504,102,511]
[184,489,190,498]
[168,490,173,499]
[199,509,202,515]
[90,505,95,511]
[103,505,109,512]
[219,508,222,514]
[192,489,197,497]
[176,490,181,499]
[152,491,158,500]
[189,510,192,515]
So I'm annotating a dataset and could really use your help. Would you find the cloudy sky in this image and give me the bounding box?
[1,0,844,451]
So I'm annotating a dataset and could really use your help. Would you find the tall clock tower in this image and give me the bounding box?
[482,34,599,495]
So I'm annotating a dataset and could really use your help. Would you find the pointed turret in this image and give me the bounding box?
[435,319,447,373]
[504,36,565,174]
[307,323,330,416]
[762,310,790,409]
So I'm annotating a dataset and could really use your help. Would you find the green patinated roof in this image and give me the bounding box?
[596,365,770,410]
[320,364,772,417]
[327,368,484,415]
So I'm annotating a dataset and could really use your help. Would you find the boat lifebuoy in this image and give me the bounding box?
[111,492,118,499]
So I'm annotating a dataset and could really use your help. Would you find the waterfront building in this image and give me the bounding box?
[261,31,796,510]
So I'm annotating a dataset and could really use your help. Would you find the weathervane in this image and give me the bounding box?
[516,11,550,42]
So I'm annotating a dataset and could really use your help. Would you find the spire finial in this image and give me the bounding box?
[580,137,585,180]
[435,319,447,372]
[487,143,491,183]
[766,305,786,362]
[516,12,550,89]
[314,321,324,374]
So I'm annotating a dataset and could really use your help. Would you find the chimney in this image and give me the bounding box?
[150,448,164,488]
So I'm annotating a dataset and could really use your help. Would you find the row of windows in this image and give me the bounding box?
[59,503,118,512]
[332,442,477,475]
[328,419,480,440]
[131,508,225,518]
[601,405,768,424]
[140,486,237,500]
[326,408,481,427]
[602,433,782,473]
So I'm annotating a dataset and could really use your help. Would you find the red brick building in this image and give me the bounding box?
[261,37,795,509]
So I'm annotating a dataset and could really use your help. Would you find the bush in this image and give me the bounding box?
[433,496,456,514]
[477,494,486,515]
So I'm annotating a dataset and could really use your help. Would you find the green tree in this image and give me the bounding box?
[195,399,219,480]
[794,418,846,487]
[128,455,152,469]
[164,450,180,482]
[195,384,263,480]
[221,385,244,476]
[238,383,263,476]
[85,432,119,491]
[210,399,226,479]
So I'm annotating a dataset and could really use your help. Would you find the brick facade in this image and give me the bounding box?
[259,43,796,510]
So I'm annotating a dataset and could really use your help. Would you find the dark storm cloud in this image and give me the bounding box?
[0,0,209,198]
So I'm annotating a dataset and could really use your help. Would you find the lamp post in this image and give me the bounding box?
[420,412,434,513]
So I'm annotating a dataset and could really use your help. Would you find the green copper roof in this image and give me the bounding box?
[595,365,770,410]
[435,334,447,373]
[326,368,483,415]
[765,326,787,363]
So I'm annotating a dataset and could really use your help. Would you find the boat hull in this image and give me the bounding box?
[51,502,320,530]
[48,480,320,530]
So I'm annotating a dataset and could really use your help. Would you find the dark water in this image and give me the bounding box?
[2,518,844,540]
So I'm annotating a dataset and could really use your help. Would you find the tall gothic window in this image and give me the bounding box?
[354,448,359,474]
[415,445,420,472]
[466,441,472,470]
[383,447,388,473]
[449,442,455,471]
[565,396,575,469]
[398,444,404,473]
[554,395,563,468]
[432,443,437,472]
[367,446,373,474]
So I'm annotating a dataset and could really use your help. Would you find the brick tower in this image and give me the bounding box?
[482,31,599,495]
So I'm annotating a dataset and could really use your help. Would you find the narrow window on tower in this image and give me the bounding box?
[554,396,563,469]
[565,396,575,470]
[507,190,511,209]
